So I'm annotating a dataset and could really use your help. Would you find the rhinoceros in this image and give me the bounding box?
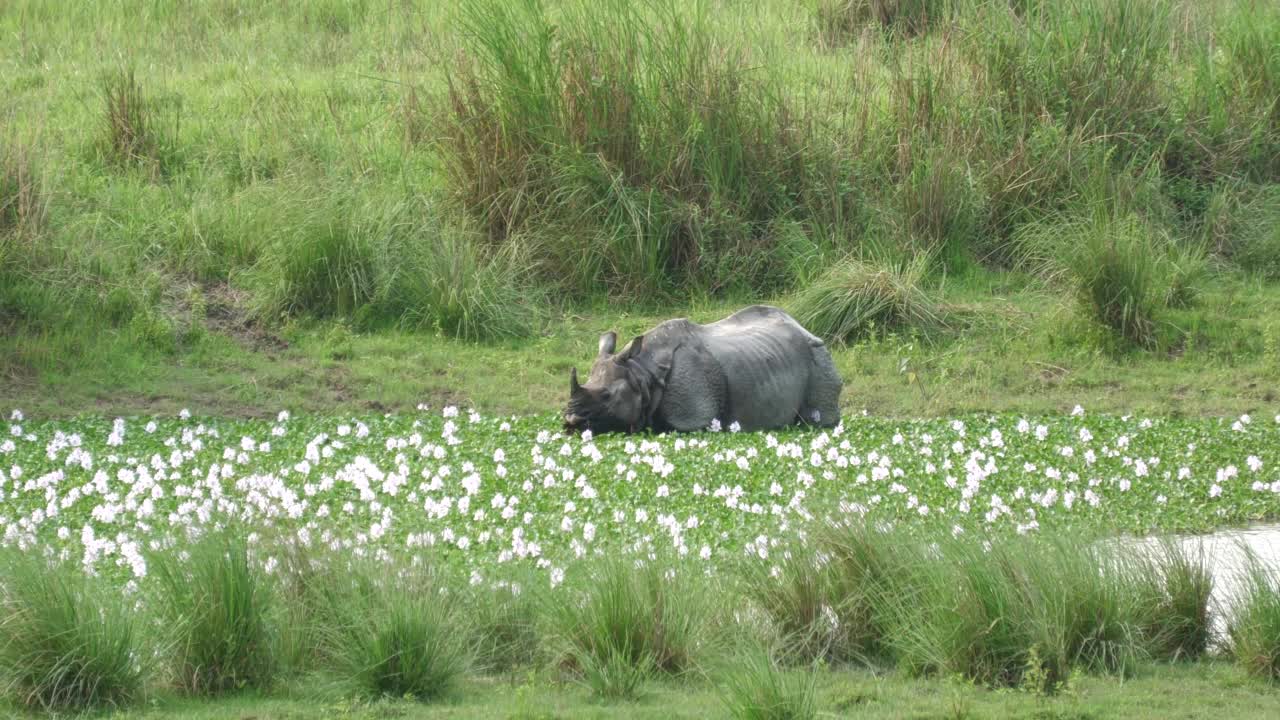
[563,305,842,434]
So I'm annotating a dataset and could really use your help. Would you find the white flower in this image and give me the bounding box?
[729,421,741,433]
[1071,405,1084,417]
[1210,484,1223,498]
[709,419,722,432]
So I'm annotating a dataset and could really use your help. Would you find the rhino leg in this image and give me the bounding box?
[799,344,842,427]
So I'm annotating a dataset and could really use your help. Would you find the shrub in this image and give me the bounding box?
[1229,557,1280,682]
[789,253,943,344]
[0,552,146,712]
[315,561,470,701]
[548,557,709,698]
[718,647,817,720]
[150,531,278,695]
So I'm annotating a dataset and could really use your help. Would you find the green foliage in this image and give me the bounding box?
[887,533,1173,690]
[1017,210,1170,347]
[1140,542,1214,662]
[789,253,943,344]
[0,551,145,712]
[718,647,817,720]
[440,0,831,297]
[150,530,279,695]
[1229,557,1280,682]
[548,557,709,698]
[314,561,470,701]
[468,574,542,674]
[744,520,900,664]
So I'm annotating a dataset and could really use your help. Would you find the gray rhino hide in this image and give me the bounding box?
[569,305,842,433]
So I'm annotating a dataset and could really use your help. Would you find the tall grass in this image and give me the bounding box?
[0,551,146,712]
[246,186,544,340]
[150,531,279,695]
[789,253,943,344]
[1,0,1278,351]
[816,0,958,45]
[547,557,711,698]
[743,520,901,664]
[1228,556,1280,681]
[1140,541,1214,661]
[1016,208,1176,347]
[0,133,45,244]
[440,0,831,297]
[886,532,1189,691]
[718,646,818,720]
[468,574,541,674]
[100,68,180,177]
[313,560,470,701]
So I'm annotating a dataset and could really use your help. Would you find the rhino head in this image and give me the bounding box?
[563,331,668,434]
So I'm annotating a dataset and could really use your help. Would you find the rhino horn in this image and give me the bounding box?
[616,335,643,362]
[570,366,581,393]
[598,331,617,356]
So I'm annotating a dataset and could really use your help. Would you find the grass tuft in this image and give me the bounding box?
[549,557,709,698]
[1229,556,1280,682]
[718,646,817,720]
[789,253,943,344]
[150,530,279,695]
[0,551,145,712]
[315,561,470,701]
[100,68,178,175]
[0,133,45,243]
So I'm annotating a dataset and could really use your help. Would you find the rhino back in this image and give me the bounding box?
[695,306,820,429]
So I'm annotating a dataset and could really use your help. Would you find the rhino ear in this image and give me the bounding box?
[570,367,581,393]
[616,335,644,363]
[598,331,617,357]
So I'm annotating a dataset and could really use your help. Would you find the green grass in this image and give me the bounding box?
[149,530,279,695]
[2,0,1277,355]
[1229,556,1280,681]
[0,551,145,712]
[787,253,943,344]
[548,557,711,699]
[717,647,817,720]
[313,560,470,701]
[20,662,1280,719]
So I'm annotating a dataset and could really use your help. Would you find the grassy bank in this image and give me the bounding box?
[2,0,1279,417]
[5,284,1280,420]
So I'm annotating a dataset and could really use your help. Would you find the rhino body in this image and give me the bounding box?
[564,305,842,434]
